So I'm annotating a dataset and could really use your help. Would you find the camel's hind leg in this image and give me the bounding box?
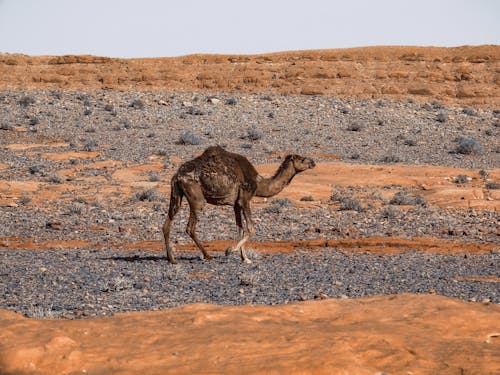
[163,178,182,264]
[184,185,213,261]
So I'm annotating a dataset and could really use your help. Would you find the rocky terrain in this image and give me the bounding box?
[0,46,499,374]
[1,45,499,107]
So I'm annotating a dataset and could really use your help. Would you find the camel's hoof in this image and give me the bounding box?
[242,258,253,264]
[204,254,213,261]
[225,247,234,256]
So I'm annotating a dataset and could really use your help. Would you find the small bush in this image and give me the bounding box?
[455,137,481,155]
[243,125,263,141]
[187,107,207,116]
[129,98,145,109]
[18,96,35,107]
[29,116,40,126]
[347,122,362,131]
[454,174,470,184]
[338,197,364,212]
[436,112,448,123]
[462,107,476,116]
[381,205,399,219]
[47,173,63,184]
[83,140,98,152]
[104,104,114,112]
[263,198,292,213]
[390,191,427,207]
[485,182,500,190]
[0,123,14,131]
[300,195,314,201]
[177,131,203,145]
[381,155,401,163]
[134,188,164,202]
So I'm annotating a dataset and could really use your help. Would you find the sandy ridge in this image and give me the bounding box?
[1,45,499,107]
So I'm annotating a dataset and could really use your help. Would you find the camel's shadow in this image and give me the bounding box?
[100,254,215,263]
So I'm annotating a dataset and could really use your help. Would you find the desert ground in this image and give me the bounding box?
[0,46,499,374]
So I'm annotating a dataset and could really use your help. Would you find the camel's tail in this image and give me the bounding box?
[168,175,183,219]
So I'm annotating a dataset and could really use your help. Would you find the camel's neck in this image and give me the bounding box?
[255,161,296,198]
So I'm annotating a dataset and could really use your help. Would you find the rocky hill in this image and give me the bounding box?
[1,45,499,108]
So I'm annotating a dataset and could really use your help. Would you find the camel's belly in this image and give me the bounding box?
[200,174,239,205]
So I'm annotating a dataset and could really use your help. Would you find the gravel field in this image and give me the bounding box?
[0,89,499,318]
[1,248,498,319]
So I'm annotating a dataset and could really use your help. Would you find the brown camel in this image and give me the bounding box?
[162,145,315,264]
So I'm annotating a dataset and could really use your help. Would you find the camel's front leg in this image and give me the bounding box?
[232,203,255,264]
[226,204,245,257]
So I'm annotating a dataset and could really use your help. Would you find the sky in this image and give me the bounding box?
[0,0,498,58]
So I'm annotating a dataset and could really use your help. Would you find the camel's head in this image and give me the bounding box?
[287,154,316,172]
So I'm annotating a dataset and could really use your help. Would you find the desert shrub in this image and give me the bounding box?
[0,123,14,130]
[436,112,448,123]
[263,198,292,213]
[455,137,481,155]
[18,96,35,107]
[485,182,500,190]
[129,98,145,109]
[454,174,470,184]
[28,166,42,174]
[149,172,160,182]
[462,107,476,116]
[300,195,314,201]
[381,205,399,219]
[104,103,114,112]
[187,107,207,116]
[390,191,427,207]
[83,140,98,151]
[177,131,203,145]
[47,173,63,184]
[404,139,417,146]
[243,125,263,141]
[338,197,364,212]
[479,170,489,179]
[347,122,362,131]
[381,155,401,163]
[134,188,164,202]
[29,116,40,126]
[26,304,57,319]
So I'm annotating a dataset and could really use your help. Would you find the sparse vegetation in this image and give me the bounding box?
[381,205,399,219]
[455,137,481,155]
[485,182,500,190]
[436,112,448,123]
[177,131,203,145]
[454,175,470,185]
[381,155,401,163]
[300,195,314,201]
[18,95,35,107]
[347,122,362,131]
[338,197,364,212]
[390,191,427,207]
[263,198,292,213]
[83,140,98,151]
[129,98,145,109]
[243,125,263,141]
[134,188,164,202]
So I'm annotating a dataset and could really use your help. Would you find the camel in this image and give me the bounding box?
[162,145,315,264]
